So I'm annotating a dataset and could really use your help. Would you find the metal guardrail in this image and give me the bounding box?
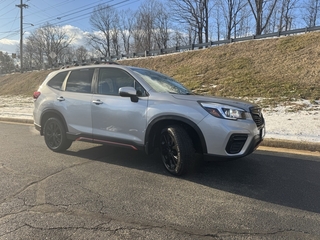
[109,25,320,60]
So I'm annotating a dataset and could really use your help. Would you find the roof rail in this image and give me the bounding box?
[59,58,120,69]
[92,57,119,65]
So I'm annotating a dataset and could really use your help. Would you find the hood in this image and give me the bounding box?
[172,94,258,111]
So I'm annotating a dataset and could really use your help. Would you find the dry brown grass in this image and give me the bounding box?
[1,32,320,102]
[0,70,51,96]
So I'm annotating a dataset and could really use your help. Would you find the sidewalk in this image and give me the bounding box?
[0,96,320,153]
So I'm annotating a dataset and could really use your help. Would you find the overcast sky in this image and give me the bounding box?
[0,0,142,54]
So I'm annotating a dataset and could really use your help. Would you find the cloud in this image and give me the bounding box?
[0,39,19,54]
[60,25,91,47]
[0,25,91,54]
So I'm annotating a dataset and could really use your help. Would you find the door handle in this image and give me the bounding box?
[92,99,103,105]
[57,96,65,101]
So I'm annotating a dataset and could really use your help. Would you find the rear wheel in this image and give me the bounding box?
[43,117,72,152]
[160,125,195,176]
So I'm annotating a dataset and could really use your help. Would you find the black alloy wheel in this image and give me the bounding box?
[160,125,194,176]
[43,117,72,152]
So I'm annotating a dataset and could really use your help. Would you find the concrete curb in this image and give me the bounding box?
[1,117,319,154]
[0,117,33,124]
[260,138,320,153]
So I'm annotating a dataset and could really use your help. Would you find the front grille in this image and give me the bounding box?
[226,134,248,154]
[250,107,265,128]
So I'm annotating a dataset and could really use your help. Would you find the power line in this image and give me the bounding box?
[0,0,18,31]
[0,6,17,20]
[0,0,139,40]
[0,0,104,35]
[0,31,20,40]
[25,0,109,26]
[49,0,137,26]
[25,0,80,23]
[0,0,16,18]
[7,9,19,35]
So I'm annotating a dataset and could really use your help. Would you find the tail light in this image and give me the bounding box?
[33,91,41,99]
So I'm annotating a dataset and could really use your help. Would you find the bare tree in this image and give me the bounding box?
[219,0,248,39]
[303,0,320,27]
[23,41,36,70]
[212,3,223,41]
[265,2,280,33]
[265,0,297,33]
[119,10,134,55]
[111,14,121,57]
[236,3,251,37]
[247,0,279,35]
[278,0,298,31]
[169,0,211,44]
[0,52,15,73]
[24,23,73,68]
[75,46,88,63]
[171,28,190,46]
[89,4,118,57]
[133,0,158,52]
[42,24,73,66]
[153,2,171,49]
[24,34,45,69]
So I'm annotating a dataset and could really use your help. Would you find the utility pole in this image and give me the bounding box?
[16,0,28,73]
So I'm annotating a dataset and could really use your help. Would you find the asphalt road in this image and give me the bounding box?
[1,122,320,239]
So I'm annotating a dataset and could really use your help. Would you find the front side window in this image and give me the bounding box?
[98,68,146,96]
[66,68,94,93]
[131,68,191,95]
[47,71,68,90]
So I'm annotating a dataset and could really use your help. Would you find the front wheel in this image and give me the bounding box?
[43,117,72,152]
[160,125,195,176]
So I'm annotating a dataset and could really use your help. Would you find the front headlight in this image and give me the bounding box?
[199,102,246,120]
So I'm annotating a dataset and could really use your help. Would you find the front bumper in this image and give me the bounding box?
[203,131,263,161]
[198,113,265,158]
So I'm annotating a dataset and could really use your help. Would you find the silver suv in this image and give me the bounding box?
[33,64,265,176]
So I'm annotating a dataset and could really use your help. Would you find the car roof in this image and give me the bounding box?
[56,63,131,72]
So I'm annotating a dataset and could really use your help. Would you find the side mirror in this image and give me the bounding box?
[119,87,139,102]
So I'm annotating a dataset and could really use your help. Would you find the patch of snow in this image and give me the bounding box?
[0,96,34,119]
[262,100,320,142]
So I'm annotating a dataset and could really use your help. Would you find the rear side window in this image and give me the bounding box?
[47,71,68,90]
[66,68,94,93]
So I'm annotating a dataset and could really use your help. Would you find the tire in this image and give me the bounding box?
[160,125,195,176]
[43,117,72,152]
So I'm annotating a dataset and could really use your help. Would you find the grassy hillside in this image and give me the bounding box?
[1,32,320,106]
[120,32,320,104]
[0,70,51,96]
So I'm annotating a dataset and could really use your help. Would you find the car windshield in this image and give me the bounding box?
[131,68,192,95]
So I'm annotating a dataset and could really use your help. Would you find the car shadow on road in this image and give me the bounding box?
[63,142,320,214]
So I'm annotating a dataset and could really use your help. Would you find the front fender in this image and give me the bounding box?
[144,115,207,155]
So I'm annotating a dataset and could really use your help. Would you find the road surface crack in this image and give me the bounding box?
[0,160,92,205]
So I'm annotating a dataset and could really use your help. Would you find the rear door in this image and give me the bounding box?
[58,67,95,135]
[91,67,148,147]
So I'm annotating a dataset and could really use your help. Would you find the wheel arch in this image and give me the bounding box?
[40,109,68,136]
[145,116,207,155]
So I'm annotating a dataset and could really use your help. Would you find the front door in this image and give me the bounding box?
[91,68,148,148]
